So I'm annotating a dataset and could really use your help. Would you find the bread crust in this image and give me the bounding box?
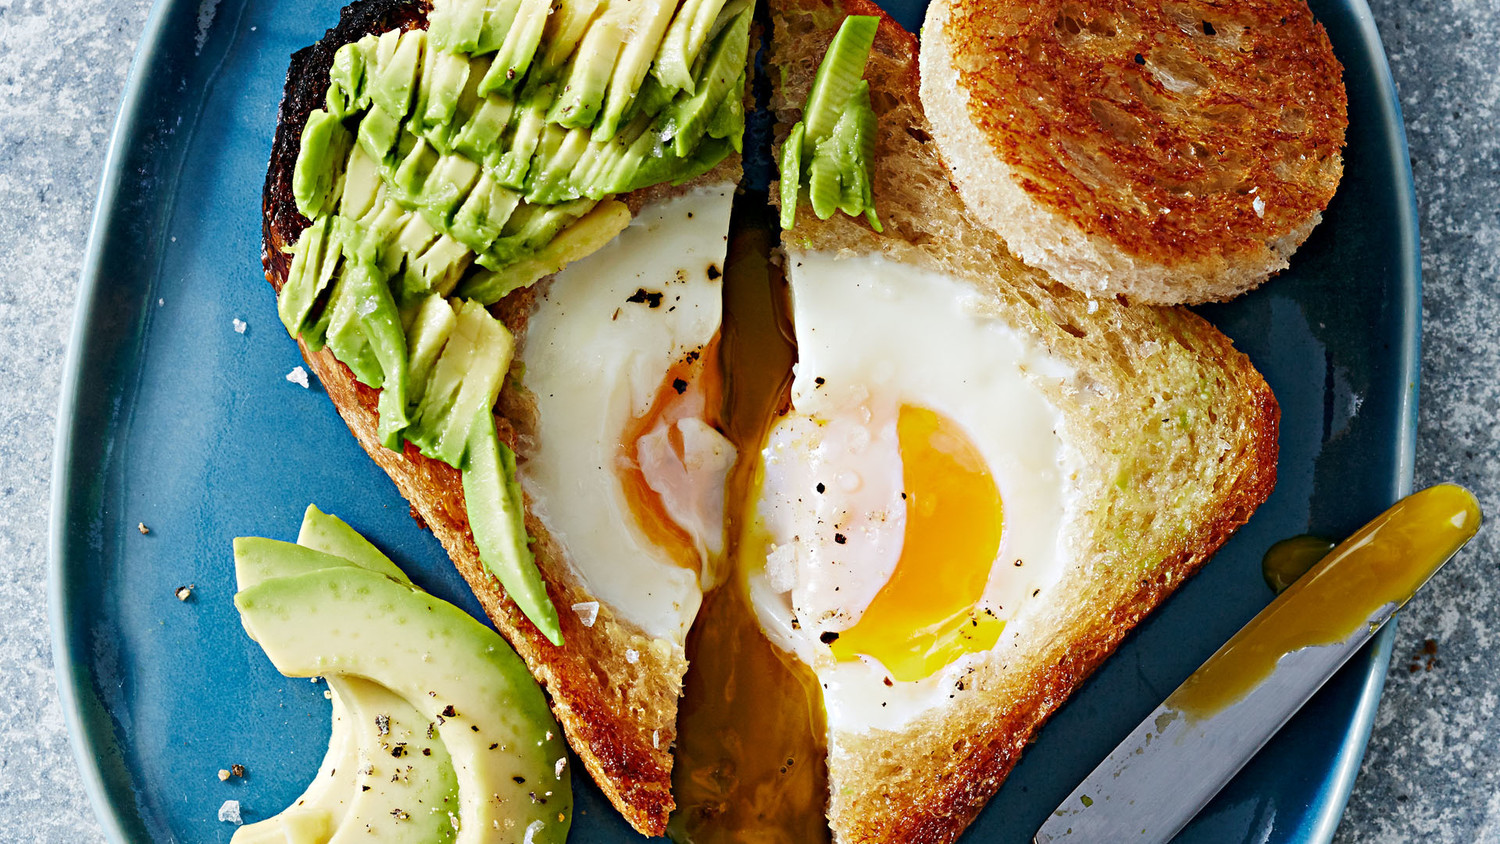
[770,0,1279,840]
[260,2,738,833]
[918,0,1346,305]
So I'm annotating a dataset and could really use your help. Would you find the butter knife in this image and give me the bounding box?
[1035,483,1482,844]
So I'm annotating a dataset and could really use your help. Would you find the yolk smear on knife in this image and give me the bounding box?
[831,406,1007,682]
[1169,483,1481,719]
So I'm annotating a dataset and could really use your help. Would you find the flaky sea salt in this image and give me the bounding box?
[625,649,639,664]
[1252,196,1266,218]
[233,318,247,334]
[286,366,310,388]
[554,757,567,779]
[570,601,599,628]
[218,800,242,825]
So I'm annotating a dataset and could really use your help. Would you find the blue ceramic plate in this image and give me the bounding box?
[51,0,1418,840]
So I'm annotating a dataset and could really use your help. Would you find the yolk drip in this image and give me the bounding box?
[671,208,830,844]
[830,406,1007,682]
[617,338,724,572]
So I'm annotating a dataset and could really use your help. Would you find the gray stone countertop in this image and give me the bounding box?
[1,0,1495,841]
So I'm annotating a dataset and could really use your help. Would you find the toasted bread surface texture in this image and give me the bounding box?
[261,1,739,834]
[771,0,1278,840]
[919,0,1347,305]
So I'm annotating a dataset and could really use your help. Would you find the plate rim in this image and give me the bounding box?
[48,0,187,840]
[47,0,1423,839]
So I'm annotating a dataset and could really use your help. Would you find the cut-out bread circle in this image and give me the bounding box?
[920,0,1348,304]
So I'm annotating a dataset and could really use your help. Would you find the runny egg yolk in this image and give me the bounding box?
[830,406,1006,682]
[618,339,725,573]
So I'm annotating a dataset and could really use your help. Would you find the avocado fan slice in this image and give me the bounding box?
[235,566,572,844]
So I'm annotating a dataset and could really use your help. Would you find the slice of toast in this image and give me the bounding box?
[918,0,1347,305]
[768,1,1279,840]
[261,1,741,833]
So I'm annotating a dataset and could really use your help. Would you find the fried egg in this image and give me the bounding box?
[748,250,1082,732]
[518,184,737,643]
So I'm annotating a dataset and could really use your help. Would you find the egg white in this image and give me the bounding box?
[518,184,736,643]
[750,250,1083,733]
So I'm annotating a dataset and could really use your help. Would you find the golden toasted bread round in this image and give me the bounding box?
[919,0,1348,304]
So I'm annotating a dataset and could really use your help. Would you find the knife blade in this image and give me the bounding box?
[1035,483,1482,844]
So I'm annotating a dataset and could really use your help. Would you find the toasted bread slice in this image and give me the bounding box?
[918,0,1347,305]
[261,1,741,833]
[768,1,1278,840]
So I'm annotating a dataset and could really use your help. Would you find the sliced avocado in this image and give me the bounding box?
[391,137,441,205]
[778,121,805,229]
[300,285,336,352]
[407,235,474,298]
[417,153,483,224]
[416,50,472,139]
[450,174,522,252]
[406,299,514,467]
[344,196,410,268]
[594,117,665,193]
[491,83,553,188]
[233,531,461,843]
[230,689,356,844]
[521,125,586,202]
[324,269,385,388]
[452,96,515,161]
[403,295,458,408]
[294,109,353,219]
[828,80,881,230]
[326,41,369,119]
[570,111,649,192]
[279,217,336,338]
[623,134,732,193]
[296,504,413,584]
[475,0,523,56]
[547,16,623,129]
[480,198,594,268]
[428,0,487,54]
[706,69,745,148]
[537,0,605,73]
[430,54,491,153]
[806,134,842,221]
[339,143,383,220]
[592,0,678,140]
[389,212,441,281]
[479,0,552,97]
[328,676,460,844]
[799,15,878,146]
[462,407,562,644]
[651,0,729,94]
[356,103,403,165]
[234,567,572,844]
[233,537,373,590]
[660,5,751,157]
[341,260,410,450]
[369,28,425,121]
[459,199,630,304]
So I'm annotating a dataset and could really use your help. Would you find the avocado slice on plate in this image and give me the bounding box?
[235,566,571,843]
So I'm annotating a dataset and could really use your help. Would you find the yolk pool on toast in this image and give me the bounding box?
[829,406,1007,682]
